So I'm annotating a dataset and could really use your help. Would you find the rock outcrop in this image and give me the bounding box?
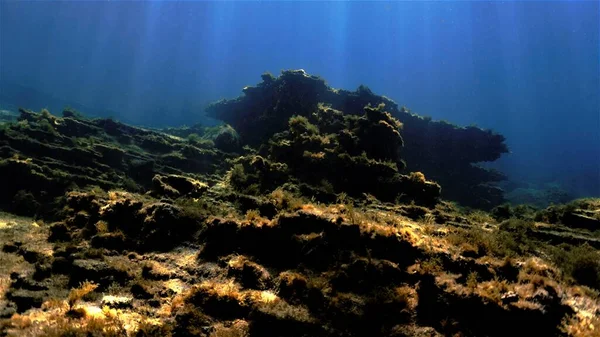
[208,70,509,209]
[0,108,230,216]
[0,72,597,337]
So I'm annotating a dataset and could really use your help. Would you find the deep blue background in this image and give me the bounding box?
[1,1,598,198]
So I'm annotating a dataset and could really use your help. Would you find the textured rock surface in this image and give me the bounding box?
[228,103,441,205]
[3,192,598,337]
[0,108,231,216]
[207,70,509,209]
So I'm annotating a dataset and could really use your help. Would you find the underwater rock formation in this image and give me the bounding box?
[231,103,441,206]
[1,73,599,337]
[208,70,509,209]
[505,184,573,209]
[52,190,201,252]
[0,108,231,216]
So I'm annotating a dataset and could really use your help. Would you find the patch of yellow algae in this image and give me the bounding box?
[240,215,272,228]
[191,280,284,307]
[173,248,200,270]
[191,280,316,324]
[247,290,279,304]
[301,203,322,215]
[85,304,164,334]
[200,279,242,300]
[562,313,600,337]
[0,220,15,229]
[211,319,250,337]
[108,308,152,333]
[299,201,455,255]
[359,220,421,248]
[164,278,187,294]
[9,301,163,336]
[227,255,246,269]
[81,303,105,318]
[10,156,33,165]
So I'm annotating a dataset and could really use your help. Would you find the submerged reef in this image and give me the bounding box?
[0,72,599,337]
[207,70,509,209]
[505,184,574,209]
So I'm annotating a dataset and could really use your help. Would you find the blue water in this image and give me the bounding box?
[1,1,598,200]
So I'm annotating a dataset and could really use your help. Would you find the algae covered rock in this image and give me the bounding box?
[163,123,241,153]
[59,190,202,251]
[228,155,290,195]
[228,103,440,205]
[207,70,331,146]
[208,70,509,209]
[536,198,600,230]
[152,174,208,198]
[0,108,231,215]
[213,124,241,152]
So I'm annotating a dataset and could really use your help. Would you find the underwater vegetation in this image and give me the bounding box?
[0,70,599,337]
[207,70,508,210]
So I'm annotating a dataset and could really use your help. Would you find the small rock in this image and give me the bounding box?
[227,256,272,290]
[72,258,107,272]
[11,272,49,291]
[70,259,131,287]
[142,262,172,281]
[21,249,47,264]
[33,262,53,281]
[91,232,127,250]
[67,211,91,228]
[214,125,241,152]
[54,245,80,258]
[49,222,71,242]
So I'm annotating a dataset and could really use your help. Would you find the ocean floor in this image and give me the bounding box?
[0,71,599,337]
